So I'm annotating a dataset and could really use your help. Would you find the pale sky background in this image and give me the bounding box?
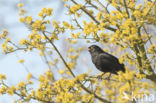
[0,0,68,102]
[0,0,100,102]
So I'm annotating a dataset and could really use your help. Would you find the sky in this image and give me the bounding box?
[0,0,101,102]
[0,0,67,102]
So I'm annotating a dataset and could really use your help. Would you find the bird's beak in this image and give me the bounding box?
[88,47,91,51]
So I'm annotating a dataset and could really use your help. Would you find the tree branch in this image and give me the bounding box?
[123,0,130,18]
[71,0,116,32]
[42,31,111,103]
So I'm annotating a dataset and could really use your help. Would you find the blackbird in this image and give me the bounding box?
[88,45,125,75]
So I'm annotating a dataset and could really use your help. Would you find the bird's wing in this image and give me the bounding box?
[97,53,122,72]
[102,52,119,62]
[101,53,125,72]
[99,53,119,63]
[94,53,115,72]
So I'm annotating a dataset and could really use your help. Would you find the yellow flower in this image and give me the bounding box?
[133,10,141,18]
[0,86,6,94]
[19,17,25,22]
[64,4,68,7]
[39,75,45,82]
[63,0,68,2]
[67,62,75,69]
[0,74,6,80]
[6,37,10,42]
[41,24,46,31]
[142,82,151,89]
[18,3,24,8]
[45,69,54,81]
[40,51,44,56]
[136,4,142,9]
[76,74,87,81]
[119,58,124,64]
[148,44,156,53]
[89,9,93,14]
[42,7,47,13]
[19,59,24,63]
[26,16,32,22]
[105,89,114,97]
[30,90,35,97]
[7,86,16,96]
[17,81,25,90]
[63,21,70,27]
[58,70,65,74]
[38,10,44,17]
[27,73,32,82]
[46,8,53,16]
[2,43,7,50]
[69,4,82,13]
[68,48,74,53]
[110,37,115,43]
[97,13,102,20]
[19,39,27,45]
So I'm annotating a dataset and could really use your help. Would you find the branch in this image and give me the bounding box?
[143,0,156,17]
[92,0,110,14]
[138,27,154,73]
[1,82,54,103]
[123,0,130,18]
[146,74,156,83]
[142,25,153,45]
[71,0,116,32]
[42,31,111,103]
[133,28,156,83]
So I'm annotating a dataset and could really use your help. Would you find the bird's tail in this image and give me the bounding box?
[120,64,125,73]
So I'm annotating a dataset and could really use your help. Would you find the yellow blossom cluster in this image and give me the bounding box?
[19,6,53,32]
[0,29,14,53]
[69,4,82,14]
[0,29,8,39]
[0,71,91,102]
[18,31,46,55]
[52,20,65,35]
[18,59,24,63]
[0,74,6,80]
[66,47,82,69]
[96,70,151,103]
[83,21,99,36]
[148,44,156,54]
[38,7,53,17]
[63,21,74,30]
[70,32,81,39]
[66,38,78,44]
[57,47,82,76]
[18,3,27,16]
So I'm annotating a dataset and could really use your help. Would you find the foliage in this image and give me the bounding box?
[0,0,156,103]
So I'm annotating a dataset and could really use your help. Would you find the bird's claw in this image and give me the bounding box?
[105,76,110,80]
[97,74,104,80]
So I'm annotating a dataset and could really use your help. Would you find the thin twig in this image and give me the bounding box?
[71,0,116,32]
[123,0,130,18]
[42,31,111,103]
[92,0,110,14]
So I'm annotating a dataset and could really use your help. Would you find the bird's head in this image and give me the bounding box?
[88,45,104,54]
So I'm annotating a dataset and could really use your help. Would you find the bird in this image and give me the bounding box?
[88,45,125,76]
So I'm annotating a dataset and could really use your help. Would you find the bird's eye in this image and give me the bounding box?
[90,47,93,50]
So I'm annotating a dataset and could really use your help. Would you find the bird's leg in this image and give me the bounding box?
[105,73,112,80]
[97,72,105,80]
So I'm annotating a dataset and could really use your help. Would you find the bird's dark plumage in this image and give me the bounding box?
[88,45,125,74]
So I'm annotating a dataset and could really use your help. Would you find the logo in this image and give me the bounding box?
[122,92,155,102]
